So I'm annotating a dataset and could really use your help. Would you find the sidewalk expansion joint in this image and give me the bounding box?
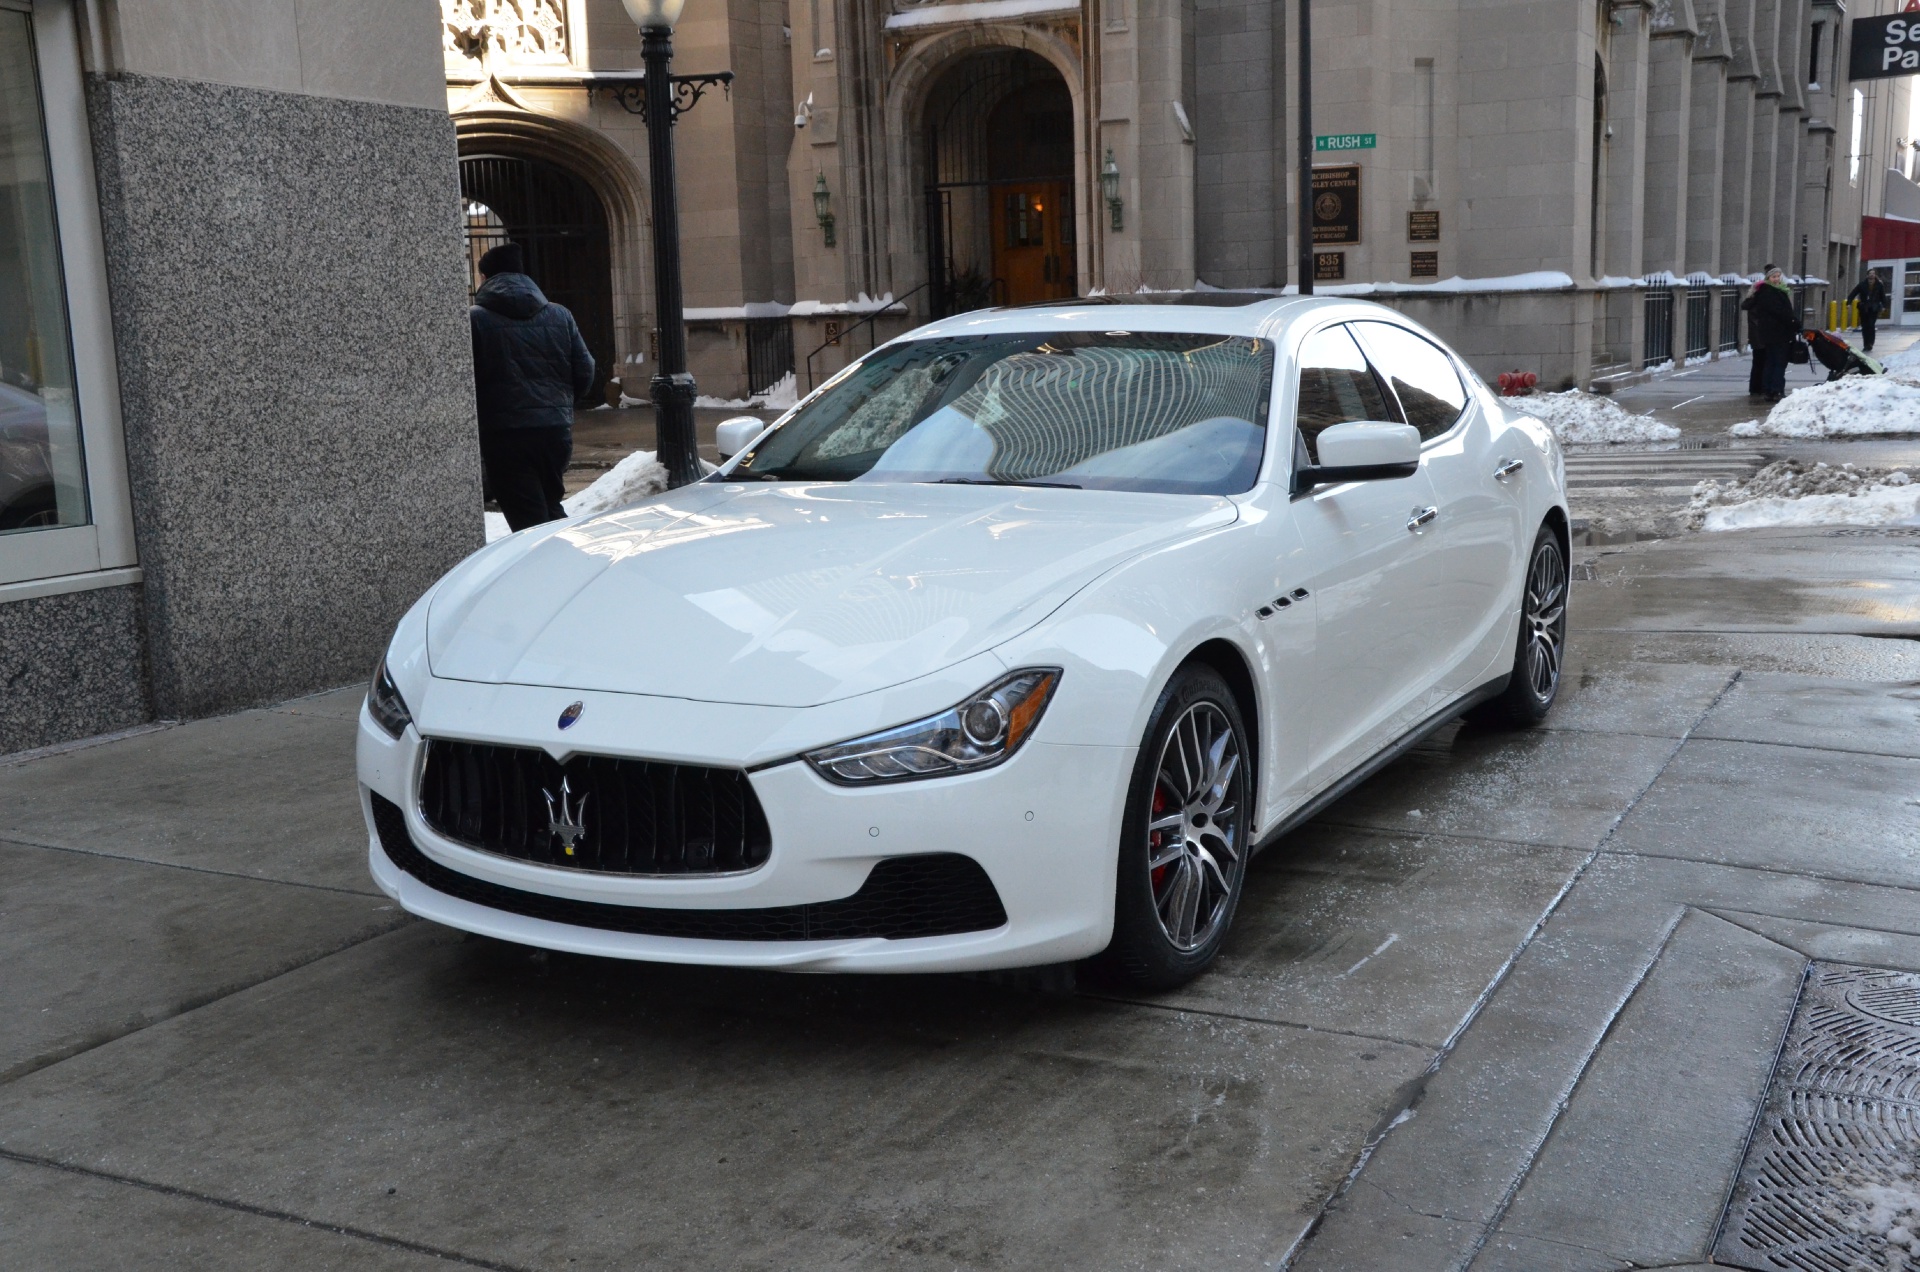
[1455,907,1689,1269]
[1281,669,1741,1271]
[1075,993,1432,1053]
[0,1148,532,1272]
[0,833,387,899]
[0,919,411,1088]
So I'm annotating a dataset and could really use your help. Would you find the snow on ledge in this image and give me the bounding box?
[884,0,1078,28]
[684,292,904,321]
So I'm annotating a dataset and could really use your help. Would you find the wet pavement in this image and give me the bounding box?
[5,526,1920,1267]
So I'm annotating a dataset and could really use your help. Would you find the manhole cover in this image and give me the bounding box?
[1826,528,1920,539]
[1714,963,1920,1271]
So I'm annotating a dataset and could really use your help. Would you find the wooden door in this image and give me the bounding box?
[992,181,1075,305]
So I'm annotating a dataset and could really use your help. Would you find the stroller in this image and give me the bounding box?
[1804,329,1884,381]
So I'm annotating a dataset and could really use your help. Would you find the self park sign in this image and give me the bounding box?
[1851,8,1920,81]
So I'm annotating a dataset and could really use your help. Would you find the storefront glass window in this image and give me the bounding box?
[0,9,88,535]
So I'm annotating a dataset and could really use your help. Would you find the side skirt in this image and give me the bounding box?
[1251,673,1511,855]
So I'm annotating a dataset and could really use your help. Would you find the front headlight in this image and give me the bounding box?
[804,668,1061,784]
[366,657,413,739]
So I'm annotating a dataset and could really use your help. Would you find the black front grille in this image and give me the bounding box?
[418,739,771,875]
[371,794,1008,941]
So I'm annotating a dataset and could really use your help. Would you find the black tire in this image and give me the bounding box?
[1095,664,1252,990]
[1468,523,1568,727]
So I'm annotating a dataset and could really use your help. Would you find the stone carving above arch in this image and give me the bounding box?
[444,0,570,67]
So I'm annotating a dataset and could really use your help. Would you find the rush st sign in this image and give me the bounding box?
[1851,13,1920,80]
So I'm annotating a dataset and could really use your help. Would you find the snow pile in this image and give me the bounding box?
[1879,344,1920,376]
[1731,371,1920,438]
[1515,390,1681,444]
[1845,1176,1920,1267]
[695,372,799,411]
[485,449,671,543]
[1686,457,1920,531]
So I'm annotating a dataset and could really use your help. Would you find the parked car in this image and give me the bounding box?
[0,380,58,531]
[358,294,1569,987]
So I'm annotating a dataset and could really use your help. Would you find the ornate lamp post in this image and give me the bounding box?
[611,0,733,487]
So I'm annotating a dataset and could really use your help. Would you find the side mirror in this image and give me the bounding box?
[714,415,768,461]
[1292,421,1421,495]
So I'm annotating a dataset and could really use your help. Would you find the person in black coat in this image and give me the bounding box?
[1740,265,1801,403]
[1847,268,1889,351]
[470,242,596,531]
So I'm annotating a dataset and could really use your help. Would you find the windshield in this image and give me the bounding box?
[728,330,1275,494]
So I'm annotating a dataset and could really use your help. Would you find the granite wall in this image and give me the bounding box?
[0,584,152,755]
[85,72,481,719]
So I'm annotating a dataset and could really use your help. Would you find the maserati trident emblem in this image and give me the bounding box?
[543,777,589,856]
[558,701,584,730]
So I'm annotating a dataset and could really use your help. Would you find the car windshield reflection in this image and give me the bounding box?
[728,331,1274,496]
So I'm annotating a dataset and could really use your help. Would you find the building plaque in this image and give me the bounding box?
[1314,251,1346,282]
[1312,166,1360,245]
[1411,251,1439,278]
[1408,210,1440,242]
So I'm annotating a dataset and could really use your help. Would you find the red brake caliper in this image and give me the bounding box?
[1151,785,1170,891]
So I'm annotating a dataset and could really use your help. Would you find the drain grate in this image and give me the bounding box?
[1826,527,1920,539]
[1714,963,1920,1271]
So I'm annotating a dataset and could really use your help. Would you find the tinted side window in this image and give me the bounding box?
[1294,326,1397,461]
[1352,322,1468,440]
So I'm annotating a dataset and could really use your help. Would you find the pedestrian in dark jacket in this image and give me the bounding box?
[1740,265,1801,403]
[470,242,595,531]
[1847,268,1889,351]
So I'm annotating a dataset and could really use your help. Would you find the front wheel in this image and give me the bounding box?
[1095,665,1252,990]
[1469,524,1568,727]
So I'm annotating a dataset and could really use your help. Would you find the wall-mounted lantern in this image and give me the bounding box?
[1100,149,1123,231]
[813,173,836,248]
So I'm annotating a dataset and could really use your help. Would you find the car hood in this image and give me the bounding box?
[428,482,1236,707]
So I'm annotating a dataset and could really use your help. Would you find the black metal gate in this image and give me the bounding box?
[1684,278,1710,359]
[460,154,615,401]
[1642,288,1674,368]
[1719,288,1740,352]
[744,317,793,396]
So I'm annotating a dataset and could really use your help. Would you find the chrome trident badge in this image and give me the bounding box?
[543,777,589,856]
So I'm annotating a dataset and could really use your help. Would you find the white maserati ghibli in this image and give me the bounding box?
[358,294,1568,988]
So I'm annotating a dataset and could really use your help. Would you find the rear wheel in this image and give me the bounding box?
[1469,524,1568,727]
[1097,665,1251,990]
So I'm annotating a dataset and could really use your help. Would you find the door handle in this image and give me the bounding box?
[1407,506,1438,532]
[1493,458,1524,481]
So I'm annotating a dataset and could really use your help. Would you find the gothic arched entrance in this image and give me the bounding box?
[459,153,615,399]
[925,49,1077,315]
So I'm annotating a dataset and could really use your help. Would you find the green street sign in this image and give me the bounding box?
[1315,133,1377,152]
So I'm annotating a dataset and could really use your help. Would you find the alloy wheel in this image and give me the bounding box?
[1524,539,1567,700]
[1145,702,1246,952]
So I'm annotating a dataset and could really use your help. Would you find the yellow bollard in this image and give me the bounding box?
[1829,300,1839,329]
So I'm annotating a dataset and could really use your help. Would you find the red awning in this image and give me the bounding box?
[1863,215,1920,260]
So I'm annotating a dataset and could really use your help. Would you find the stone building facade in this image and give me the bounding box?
[1,0,475,754]
[446,0,1910,397]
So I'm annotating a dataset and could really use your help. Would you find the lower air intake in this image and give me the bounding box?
[370,794,1007,942]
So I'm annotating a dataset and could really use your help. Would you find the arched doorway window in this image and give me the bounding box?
[459,153,614,399]
[925,49,1076,315]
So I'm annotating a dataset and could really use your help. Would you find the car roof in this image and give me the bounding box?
[903,293,1395,341]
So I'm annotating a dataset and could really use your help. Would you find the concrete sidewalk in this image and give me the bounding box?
[3,529,1919,1269]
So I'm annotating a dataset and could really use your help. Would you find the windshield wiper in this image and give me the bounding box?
[935,477,1083,490]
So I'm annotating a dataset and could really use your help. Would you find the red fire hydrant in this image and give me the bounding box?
[1496,371,1538,397]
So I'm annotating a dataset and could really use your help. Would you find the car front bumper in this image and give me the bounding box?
[355,684,1135,972]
